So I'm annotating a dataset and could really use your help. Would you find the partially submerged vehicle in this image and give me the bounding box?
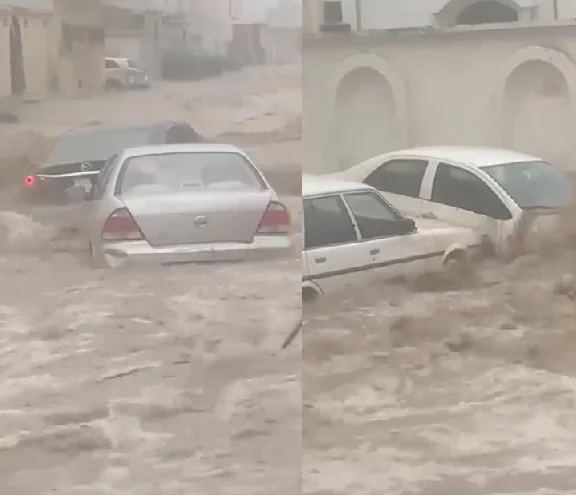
[67,143,292,268]
[302,175,481,301]
[334,146,574,258]
[22,121,203,205]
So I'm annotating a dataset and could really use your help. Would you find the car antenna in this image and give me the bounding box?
[281,319,302,349]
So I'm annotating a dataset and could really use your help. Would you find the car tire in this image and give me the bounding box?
[443,250,473,279]
[105,80,124,91]
[88,241,107,269]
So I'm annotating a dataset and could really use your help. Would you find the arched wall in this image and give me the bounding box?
[494,46,576,162]
[324,53,408,170]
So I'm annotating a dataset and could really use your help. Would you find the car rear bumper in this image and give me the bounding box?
[97,235,293,268]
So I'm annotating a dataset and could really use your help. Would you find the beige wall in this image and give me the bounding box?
[0,14,11,98]
[303,23,576,174]
[20,14,53,98]
[54,0,105,97]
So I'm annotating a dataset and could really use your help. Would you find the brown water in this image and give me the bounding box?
[303,250,576,494]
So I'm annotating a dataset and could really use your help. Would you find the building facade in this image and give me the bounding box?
[303,0,576,173]
[0,0,104,101]
[304,0,576,33]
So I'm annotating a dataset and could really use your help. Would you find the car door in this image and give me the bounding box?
[362,157,429,218]
[303,194,368,295]
[342,190,430,280]
[421,162,512,246]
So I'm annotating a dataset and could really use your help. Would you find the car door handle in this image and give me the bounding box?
[421,212,438,220]
[314,257,327,264]
[369,248,380,255]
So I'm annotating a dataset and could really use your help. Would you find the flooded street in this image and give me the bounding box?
[0,66,302,493]
[303,248,576,495]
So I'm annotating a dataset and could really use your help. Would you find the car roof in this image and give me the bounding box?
[121,143,246,158]
[302,174,375,197]
[383,146,542,168]
[61,120,186,137]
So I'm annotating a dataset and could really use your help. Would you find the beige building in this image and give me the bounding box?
[303,0,576,174]
[0,0,104,101]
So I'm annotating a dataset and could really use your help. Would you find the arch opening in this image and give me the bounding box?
[503,60,570,161]
[456,0,519,24]
[334,67,396,170]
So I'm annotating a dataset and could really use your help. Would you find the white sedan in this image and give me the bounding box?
[302,175,482,301]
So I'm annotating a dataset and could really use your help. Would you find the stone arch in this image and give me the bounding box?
[456,0,519,24]
[325,54,408,171]
[495,46,576,163]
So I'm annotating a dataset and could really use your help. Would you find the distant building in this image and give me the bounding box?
[304,0,573,33]
[0,0,104,101]
[261,1,302,64]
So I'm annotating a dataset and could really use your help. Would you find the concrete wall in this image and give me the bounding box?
[54,0,105,97]
[303,23,576,173]
[20,14,53,98]
[0,13,11,98]
[303,0,576,32]
[261,27,301,64]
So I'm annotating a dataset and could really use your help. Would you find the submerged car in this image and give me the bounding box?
[334,146,574,258]
[22,121,203,204]
[66,143,292,268]
[302,175,481,301]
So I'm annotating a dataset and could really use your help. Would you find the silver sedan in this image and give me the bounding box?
[67,144,293,268]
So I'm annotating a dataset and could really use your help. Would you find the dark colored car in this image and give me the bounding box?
[22,120,203,204]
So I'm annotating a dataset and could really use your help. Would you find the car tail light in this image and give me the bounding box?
[257,201,291,234]
[101,208,143,241]
[24,175,35,188]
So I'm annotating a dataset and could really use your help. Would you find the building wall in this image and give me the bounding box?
[53,0,105,97]
[20,14,53,98]
[0,13,11,98]
[261,27,301,64]
[304,0,575,32]
[303,23,576,173]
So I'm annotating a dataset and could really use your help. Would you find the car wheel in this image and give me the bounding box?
[88,241,107,269]
[105,79,123,91]
[443,250,473,280]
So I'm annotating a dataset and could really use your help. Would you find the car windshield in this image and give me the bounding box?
[45,128,154,165]
[127,59,140,69]
[483,160,573,209]
[119,152,266,195]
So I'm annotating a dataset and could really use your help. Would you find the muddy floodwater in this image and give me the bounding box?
[303,247,576,495]
[0,66,302,494]
[0,223,301,493]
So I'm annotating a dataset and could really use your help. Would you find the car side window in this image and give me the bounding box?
[304,195,358,250]
[105,59,119,69]
[88,155,117,201]
[431,163,512,220]
[364,159,428,198]
[165,124,202,144]
[344,192,404,240]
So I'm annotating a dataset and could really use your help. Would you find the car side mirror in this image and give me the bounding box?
[396,217,416,234]
[66,185,88,203]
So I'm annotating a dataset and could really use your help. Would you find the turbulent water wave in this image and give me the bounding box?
[303,249,576,494]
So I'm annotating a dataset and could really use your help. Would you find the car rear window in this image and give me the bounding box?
[45,128,154,165]
[117,152,266,195]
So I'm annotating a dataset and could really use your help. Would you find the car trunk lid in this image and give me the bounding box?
[122,190,273,246]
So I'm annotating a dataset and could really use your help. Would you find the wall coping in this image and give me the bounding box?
[304,21,576,49]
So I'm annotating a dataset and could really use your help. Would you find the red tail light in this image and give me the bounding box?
[101,208,143,241]
[257,201,291,234]
[24,175,35,188]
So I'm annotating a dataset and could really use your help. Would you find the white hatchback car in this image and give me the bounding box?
[302,175,481,301]
[334,147,574,258]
